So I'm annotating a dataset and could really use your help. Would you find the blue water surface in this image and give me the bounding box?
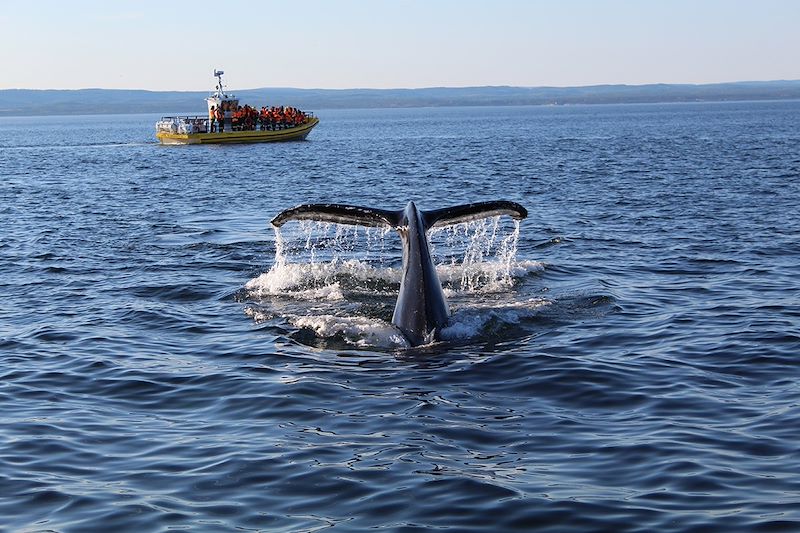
[1,101,799,532]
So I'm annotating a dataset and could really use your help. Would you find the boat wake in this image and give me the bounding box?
[243,218,548,350]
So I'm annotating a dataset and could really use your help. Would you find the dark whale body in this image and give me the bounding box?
[271,200,527,346]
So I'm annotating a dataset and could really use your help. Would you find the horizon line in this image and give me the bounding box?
[4,78,800,93]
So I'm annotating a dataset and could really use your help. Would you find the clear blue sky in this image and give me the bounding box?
[2,0,798,91]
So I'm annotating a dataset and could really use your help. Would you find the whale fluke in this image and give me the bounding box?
[270,200,527,346]
[272,200,526,230]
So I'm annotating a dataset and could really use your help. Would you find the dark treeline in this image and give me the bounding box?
[2,80,800,116]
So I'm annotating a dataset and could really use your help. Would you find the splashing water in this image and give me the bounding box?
[272,225,287,269]
[245,217,545,348]
[246,222,399,298]
[430,218,526,294]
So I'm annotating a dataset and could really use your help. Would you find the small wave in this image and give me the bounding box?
[245,259,399,298]
[291,314,411,349]
[4,141,152,150]
[442,297,552,342]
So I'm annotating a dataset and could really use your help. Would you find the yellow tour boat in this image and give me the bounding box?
[155,70,319,145]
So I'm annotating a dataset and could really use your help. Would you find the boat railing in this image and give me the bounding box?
[159,115,207,121]
[159,112,314,121]
[156,112,316,135]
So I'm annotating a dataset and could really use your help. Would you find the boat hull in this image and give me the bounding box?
[157,117,319,145]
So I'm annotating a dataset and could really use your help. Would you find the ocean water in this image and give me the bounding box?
[1,101,799,532]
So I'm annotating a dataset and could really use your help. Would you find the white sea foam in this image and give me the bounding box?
[290,314,411,349]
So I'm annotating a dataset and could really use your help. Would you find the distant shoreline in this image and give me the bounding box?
[2,80,799,117]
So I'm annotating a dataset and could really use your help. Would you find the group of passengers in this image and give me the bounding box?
[208,103,307,132]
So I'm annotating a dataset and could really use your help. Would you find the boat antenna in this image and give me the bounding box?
[213,69,225,95]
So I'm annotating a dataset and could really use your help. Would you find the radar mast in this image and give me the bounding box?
[213,69,226,97]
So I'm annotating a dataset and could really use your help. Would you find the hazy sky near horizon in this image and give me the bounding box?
[2,0,798,91]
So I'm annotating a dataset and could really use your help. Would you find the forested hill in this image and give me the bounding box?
[2,80,799,116]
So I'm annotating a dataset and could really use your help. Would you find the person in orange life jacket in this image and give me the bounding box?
[208,106,216,132]
[215,106,225,132]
